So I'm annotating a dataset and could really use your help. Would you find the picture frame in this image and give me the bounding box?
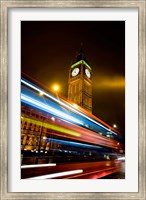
[0,0,145,199]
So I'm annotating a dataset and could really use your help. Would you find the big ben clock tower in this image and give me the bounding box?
[68,48,92,113]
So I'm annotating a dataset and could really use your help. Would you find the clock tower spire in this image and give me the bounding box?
[68,47,92,113]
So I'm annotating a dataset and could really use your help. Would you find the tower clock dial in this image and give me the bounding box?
[85,68,91,78]
[72,68,80,77]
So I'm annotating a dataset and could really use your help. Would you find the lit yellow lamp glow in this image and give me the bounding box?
[113,124,117,128]
[39,91,44,96]
[53,85,59,91]
[73,104,78,109]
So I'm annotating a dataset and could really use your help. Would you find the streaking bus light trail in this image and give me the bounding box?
[21,94,83,127]
[21,79,118,136]
[21,78,124,179]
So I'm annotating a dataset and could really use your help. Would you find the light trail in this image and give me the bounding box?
[64,167,121,179]
[116,157,125,160]
[21,114,118,149]
[21,94,83,127]
[21,116,81,137]
[48,138,102,149]
[26,169,83,179]
[21,163,56,168]
[21,116,104,149]
[21,79,118,136]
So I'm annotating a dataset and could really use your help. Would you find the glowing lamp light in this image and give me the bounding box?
[53,85,59,91]
[73,104,78,109]
[39,91,44,96]
[113,124,117,128]
[51,117,55,121]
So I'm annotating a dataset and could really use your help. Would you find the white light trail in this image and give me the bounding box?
[116,157,125,160]
[21,94,83,126]
[21,163,56,168]
[26,169,83,179]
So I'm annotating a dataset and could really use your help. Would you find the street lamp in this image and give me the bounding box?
[113,124,117,129]
[73,104,78,109]
[39,91,44,96]
[53,85,60,101]
[53,85,59,92]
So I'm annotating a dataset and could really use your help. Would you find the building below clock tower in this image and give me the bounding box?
[68,48,92,113]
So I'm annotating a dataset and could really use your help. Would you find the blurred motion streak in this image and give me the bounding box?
[21,78,125,179]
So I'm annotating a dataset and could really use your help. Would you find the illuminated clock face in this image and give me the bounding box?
[85,68,91,78]
[72,68,80,77]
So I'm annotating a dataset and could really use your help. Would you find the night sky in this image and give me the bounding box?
[21,21,125,136]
